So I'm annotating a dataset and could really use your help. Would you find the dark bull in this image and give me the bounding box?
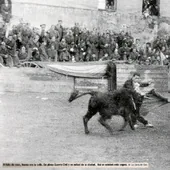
[68,88,143,135]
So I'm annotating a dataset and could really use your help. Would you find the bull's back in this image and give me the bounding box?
[88,92,114,109]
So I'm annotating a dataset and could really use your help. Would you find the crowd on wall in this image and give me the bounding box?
[0,19,170,67]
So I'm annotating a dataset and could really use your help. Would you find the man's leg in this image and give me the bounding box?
[136,115,148,125]
[134,110,154,128]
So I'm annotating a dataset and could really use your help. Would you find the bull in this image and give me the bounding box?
[68,88,144,135]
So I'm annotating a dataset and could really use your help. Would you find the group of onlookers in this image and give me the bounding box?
[0,19,170,67]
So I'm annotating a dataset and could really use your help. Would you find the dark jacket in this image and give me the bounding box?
[123,79,150,90]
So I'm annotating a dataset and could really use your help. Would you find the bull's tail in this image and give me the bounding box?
[68,90,95,103]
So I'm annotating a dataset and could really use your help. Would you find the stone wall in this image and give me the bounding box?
[160,0,170,17]
[11,0,99,29]
[9,0,158,41]
[13,0,98,10]
[12,0,143,31]
[117,0,142,14]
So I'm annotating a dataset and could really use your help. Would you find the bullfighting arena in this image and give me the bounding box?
[0,91,170,170]
[0,63,170,170]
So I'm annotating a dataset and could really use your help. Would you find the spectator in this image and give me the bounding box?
[49,35,59,51]
[17,45,29,62]
[72,23,80,45]
[0,41,13,67]
[31,47,40,61]
[49,25,59,39]
[0,22,6,42]
[65,29,74,48]
[47,44,58,62]
[78,39,87,62]
[1,0,12,23]
[0,19,169,66]
[58,38,70,62]
[69,41,79,62]
[39,40,49,61]
[55,20,64,41]
[16,32,23,51]
[39,24,46,44]
[129,48,139,63]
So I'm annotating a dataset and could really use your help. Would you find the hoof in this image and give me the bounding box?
[130,124,135,130]
[131,127,135,130]
[85,130,89,134]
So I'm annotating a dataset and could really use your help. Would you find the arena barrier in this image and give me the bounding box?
[0,67,74,93]
[0,61,169,93]
[0,61,169,117]
[36,61,116,93]
[0,61,116,93]
[36,61,169,93]
[116,63,169,93]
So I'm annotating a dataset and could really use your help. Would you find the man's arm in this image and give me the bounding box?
[139,81,153,87]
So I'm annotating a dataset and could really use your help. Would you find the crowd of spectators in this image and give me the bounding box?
[0,19,170,67]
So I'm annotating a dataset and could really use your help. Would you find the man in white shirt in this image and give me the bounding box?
[123,72,154,128]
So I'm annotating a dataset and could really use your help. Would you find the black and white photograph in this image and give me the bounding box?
[0,0,170,169]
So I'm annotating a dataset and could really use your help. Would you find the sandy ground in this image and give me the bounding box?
[0,92,170,170]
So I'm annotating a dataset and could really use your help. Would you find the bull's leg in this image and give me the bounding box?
[83,115,90,134]
[98,117,113,135]
[122,108,135,131]
[83,110,97,134]
[118,108,128,131]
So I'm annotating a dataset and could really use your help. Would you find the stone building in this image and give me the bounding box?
[2,0,170,39]
[11,0,143,29]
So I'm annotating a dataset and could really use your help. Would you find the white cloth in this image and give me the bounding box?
[49,64,106,74]
[133,82,145,96]
[47,62,108,78]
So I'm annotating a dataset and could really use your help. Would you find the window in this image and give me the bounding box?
[106,0,115,10]
[142,0,160,17]
[98,0,116,11]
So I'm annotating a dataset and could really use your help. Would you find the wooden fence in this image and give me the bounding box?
[0,63,169,93]
[116,64,169,92]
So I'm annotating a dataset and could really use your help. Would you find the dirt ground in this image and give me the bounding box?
[0,92,170,170]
